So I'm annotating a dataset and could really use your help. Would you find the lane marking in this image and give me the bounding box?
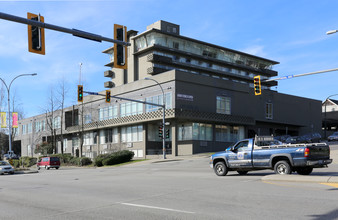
[120,203,195,214]
[320,183,338,188]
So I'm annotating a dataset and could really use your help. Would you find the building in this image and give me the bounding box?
[322,99,338,138]
[15,20,322,159]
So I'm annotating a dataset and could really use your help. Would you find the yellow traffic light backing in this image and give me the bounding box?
[27,12,45,55]
[254,75,261,96]
[105,90,111,103]
[114,24,127,69]
[78,85,83,102]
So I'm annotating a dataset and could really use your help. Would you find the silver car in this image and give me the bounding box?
[328,132,338,142]
[0,161,15,175]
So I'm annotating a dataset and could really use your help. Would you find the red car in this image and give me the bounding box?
[37,157,60,170]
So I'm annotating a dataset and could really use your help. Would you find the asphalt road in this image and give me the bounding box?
[1,154,338,220]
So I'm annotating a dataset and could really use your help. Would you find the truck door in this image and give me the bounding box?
[227,140,252,168]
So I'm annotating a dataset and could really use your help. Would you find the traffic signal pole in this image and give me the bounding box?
[0,12,131,46]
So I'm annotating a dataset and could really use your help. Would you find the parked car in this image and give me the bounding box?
[37,157,60,170]
[300,133,322,143]
[328,132,338,142]
[285,136,300,144]
[0,161,15,175]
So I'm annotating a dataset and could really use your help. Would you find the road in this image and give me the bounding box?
[1,154,338,219]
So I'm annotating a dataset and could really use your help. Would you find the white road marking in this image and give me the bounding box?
[120,202,195,214]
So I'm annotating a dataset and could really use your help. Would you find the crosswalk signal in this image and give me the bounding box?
[105,90,111,103]
[254,75,261,96]
[78,85,83,102]
[158,126,163,139]
[27,12,45,55]
[114,24,127,69]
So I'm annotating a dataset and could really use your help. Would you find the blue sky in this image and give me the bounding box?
[1,0,338,118]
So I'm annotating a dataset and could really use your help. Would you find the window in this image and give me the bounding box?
[99,129,117,144]
[266,103,273,119]
[72,137,79,148]
[173,42,179,49]
[99,105,118,121]
[215,125,245,142]
[120,101,143,117]
[53,116,61,129]
[178,123,212,141]
[63,139,67,152]
[84,132,96,145]
[121,125,143,143]
[84,114,91,124]
[216,96,231,114]
[146,93,172,112]
[27,123,32,134]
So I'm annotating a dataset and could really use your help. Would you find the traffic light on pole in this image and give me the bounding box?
[165,129,170,139]
[27,12,45,55]
[77,85,83,102]
[114,24,127,69]
[253,75,261,96]
[105,90,111,103]
[158,125,163,139]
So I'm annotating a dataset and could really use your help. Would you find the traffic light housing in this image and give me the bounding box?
[105,90,111,103]
[27,12,45,55]
[77,85,83,102]
[114,24,127,69]
[158,126,163,139]
[165,129,170,139]
[254,75,261,95]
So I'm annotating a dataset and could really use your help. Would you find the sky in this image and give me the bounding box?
[0,0,338,118]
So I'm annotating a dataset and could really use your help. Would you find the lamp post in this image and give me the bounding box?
[0,73,37,156]
[324,94,338,139]
[327,30,338,35]
[145,77,166,159]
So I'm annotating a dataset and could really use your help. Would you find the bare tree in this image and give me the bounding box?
[43,87,58,154]
[56,78,68,155]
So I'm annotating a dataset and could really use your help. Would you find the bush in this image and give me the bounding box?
[40,154,92,167]
[20,157,37,167]
[96,150,134,167]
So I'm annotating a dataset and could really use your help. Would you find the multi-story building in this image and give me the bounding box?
[15,20,322,159]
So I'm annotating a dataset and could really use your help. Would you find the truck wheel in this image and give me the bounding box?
[296,167,313,175]
[214,161,228,176]
[237,171,248,175]
[274,160,292,175]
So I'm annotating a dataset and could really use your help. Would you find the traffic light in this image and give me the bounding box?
[158,126,163,139]
[77,85,83,102]
[114,24,127,69]
[105,90,111,103]
[27,12,45,55]
[165,129,170,139]
[253,75,261,96]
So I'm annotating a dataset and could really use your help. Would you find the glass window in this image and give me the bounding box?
[217,96,231,114]
[121,125,143,143]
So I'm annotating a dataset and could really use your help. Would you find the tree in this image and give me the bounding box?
[34,141,53,155]
[56,78,68,155]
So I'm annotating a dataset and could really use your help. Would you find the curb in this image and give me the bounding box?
[262,175,338,183]
[14,170,39,174]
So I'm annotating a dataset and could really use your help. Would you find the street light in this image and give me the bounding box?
[326,30,338,35]
[324,94,338,139]
[144,77,166,159]
[0,73,37,157]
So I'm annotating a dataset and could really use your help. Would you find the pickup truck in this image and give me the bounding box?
[210,136,332,176]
